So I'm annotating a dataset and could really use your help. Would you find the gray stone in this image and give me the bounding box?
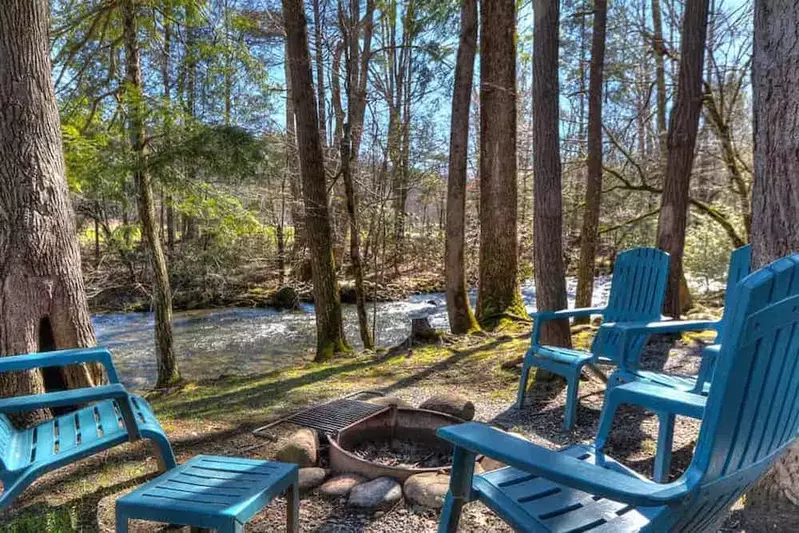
[319,473,367,499]
[348,476,402,511]
[367,396,414,409]
[419,393,475,421]
[403,472,450,509]
[298,467,328,492]
[275,428,319,467]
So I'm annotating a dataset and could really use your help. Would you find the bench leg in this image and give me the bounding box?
[115,508,128,533]
[653,412,675,483]
[219,523,243,533]
[287,481,299,533]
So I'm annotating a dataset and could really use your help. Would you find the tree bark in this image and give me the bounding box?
[161,6,175,252]
[122,0,181,388]
[652,0,668,162]
[745,0,799,509]
[285,43,306,263]
[574,0,608,326]
[283,0,350,361]
[475,0,525,329]
[532,0,571,347]
[445,0,479,335]
[0,0,101,411]
[655,0,710,318]
[313,0,327,148]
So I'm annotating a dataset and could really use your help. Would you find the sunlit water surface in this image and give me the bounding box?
[94,277,613,388]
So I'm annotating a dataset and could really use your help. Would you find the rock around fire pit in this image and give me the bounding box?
[271,392,492,511]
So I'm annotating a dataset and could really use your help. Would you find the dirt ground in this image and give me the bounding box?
[1,326,796,532]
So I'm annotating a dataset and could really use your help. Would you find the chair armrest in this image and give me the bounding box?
[438,422,693,507]
[693,344,722,393]
[0,384,129,413]
[531,307,605,345]
[600,319,720,336]
[0,347,120,383]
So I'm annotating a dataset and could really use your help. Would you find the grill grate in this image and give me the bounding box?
[254,398,388,437]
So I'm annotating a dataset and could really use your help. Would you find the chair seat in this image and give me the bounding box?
[474,446,663,532]
[631,371,711,395]
[534,346,595,366]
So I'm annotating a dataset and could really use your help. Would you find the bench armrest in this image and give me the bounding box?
[531,307,605,345]
[0,347,119,383]
[438,422,693,507]
[0,384,130,413]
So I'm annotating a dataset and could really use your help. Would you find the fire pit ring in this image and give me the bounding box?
[328,407,464,482]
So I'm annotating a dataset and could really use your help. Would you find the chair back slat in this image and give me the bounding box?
[0,415,14,470]
[717,244,752,333]
[591,248,670,361]
[664,254,799,531]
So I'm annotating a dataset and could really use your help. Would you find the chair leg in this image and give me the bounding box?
[594,391,622,463]
[563,374,580,431]
[219,522,244,533]
[653,412,675,483]
[287,481,299,533]
[439,447,475,533]
[115,508,128,533]
[145,432,178,472]
[516,358,532,409]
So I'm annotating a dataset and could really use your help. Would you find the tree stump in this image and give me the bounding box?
[391,317,445,354]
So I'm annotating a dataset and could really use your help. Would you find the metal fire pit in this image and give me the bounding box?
[328,406,463,482]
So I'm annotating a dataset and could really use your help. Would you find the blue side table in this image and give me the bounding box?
[116,455,298,533]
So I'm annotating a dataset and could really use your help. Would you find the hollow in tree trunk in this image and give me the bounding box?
[0,0,102,419]
[475,0,525,329]
[122,0,181,388]
[445,0,479,335]
[283,0,350,361]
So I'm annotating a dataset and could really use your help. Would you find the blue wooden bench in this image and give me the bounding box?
[595,245,751,481]
[0,347,175,511]
[116,455,298,533]
[517,247,670,430]
[439,252,799,532]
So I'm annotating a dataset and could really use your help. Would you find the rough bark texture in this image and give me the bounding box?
[574,0,608,326]
[284,44,306,262]
[746,0,799,509]
[532,0,571,347]
[0,0,101,410]
[283,0,350,361]
[313,0,327,148]
[655,0,710,318]
[123,0,181,388]
[652,0,668,161]
[445,0,479,335]
[475,0,525,328]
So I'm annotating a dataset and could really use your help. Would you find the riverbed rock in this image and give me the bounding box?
[276,428,318,467]
[367,396,414,409]
[319,473,367,499]
[348,477,402,511]
[403,472,450,509]
[298,467,328,493]
[269,286,300,310]
[419,393,475,421]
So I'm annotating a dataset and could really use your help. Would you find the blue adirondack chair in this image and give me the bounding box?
[0,347,176,511]
[438,252,799,533]
[595,245,751,482]
[517,247,670,430]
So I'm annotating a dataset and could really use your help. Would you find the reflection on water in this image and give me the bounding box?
[94,277,612,389]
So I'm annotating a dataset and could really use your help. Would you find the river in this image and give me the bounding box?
[94,277,612,388]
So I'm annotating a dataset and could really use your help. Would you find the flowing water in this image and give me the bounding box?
[94,277,612,388]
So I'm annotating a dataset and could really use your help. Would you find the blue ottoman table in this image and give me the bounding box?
[116,455,298,533]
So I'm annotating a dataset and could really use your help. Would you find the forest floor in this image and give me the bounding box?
[1,319,793,532]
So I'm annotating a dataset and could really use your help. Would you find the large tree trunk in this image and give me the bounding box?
[445,0,479,335]
[161,6,176,252]
[746,0,799,508]
[285,44,306,264]
[0,0,101,411]
[574,0,608,326]
[122,0,181,388]
[532,0,571,347]
[475,0,525,329]
[283,0,350,361]
[312,0,327,148]
[655,0,710,318]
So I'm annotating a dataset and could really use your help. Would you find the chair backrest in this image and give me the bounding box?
[663,254,799,532]
[717,244,752,333]
[591,247,670,361]
[0,414,15,473]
